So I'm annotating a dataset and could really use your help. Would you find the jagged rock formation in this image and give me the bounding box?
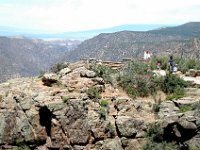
[155,98,200,148]
[0,61,200,150]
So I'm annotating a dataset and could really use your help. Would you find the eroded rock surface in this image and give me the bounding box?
[0,61,200,150]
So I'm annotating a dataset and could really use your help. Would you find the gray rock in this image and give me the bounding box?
[158,100,179,118]
[178,119,197,130]
[20,98,34,111]
[185,69,197,77]
[124,139,143,150]
[116,116,145,137]
[68,127,89,145]
[80,69,96,78]
[92,77,105,85]
[59,67,71,77]
[102,137,123,150]
[173,98,200,108]
[42,73,58,86]
[186,134,200,149]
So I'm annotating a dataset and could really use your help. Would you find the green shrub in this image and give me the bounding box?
[146,122,163,142]
[62,96,70,103]
[175,57,200,73]
[100,99,109,107]
[99,99,109,120]
[117,61,163,98]
[150,55,200,74]
[117,58,189,99]
[90,64,116,84]
[50,62,69,73]
[86,87,101,99]
[192,101,200,111]
[143,122,180,150]
[152,103,160,114]
[178,106,193,113]
[99,107,107,120]
[189,145,200,150]
[162,74,188,94]
[14,138,30,150]
[166,94,184,100]
[150,56,168,70]
[166,85,185,100]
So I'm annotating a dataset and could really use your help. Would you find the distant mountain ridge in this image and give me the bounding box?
[0,24,171,40]
[149,22,200,37]
[64,22,200,61]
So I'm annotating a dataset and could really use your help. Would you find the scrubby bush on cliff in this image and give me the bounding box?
[156,74,187,100]
[98,99,109,120]
[117,61,161,98]
[146,122,163,142]
[175,57,200,73]
[86,87,101,99]
[99,106,107,120]
[143,122,180,150]
[162,74,187,99]
[100,99,109,107]
[61,96,70,103]
[150,56,168,70]
[90,64,116,84]
[50,62,69,73]
[150,55,200,73]
[118,60,187,99]
[14,138,30,150]
[152,103,160,114]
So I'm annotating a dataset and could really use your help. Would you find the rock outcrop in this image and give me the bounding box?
[0,61,200,150]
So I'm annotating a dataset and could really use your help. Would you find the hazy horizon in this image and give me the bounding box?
[0,0,200,33]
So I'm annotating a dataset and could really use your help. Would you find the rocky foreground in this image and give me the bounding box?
[0,61,200,150]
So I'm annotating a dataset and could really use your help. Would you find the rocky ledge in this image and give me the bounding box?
[0,61,200,150]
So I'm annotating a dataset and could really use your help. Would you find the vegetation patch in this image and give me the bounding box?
[86,87,101,99]
[62,96,70,103]
[175,57,200,73]
[152,103,160,114]
[150,56,168,70]
[99,99,109,107]
[99,107,107,120]
[14,138,30,150]
[50,62,69,73]
[162,74,188,94]
[143,122,180,150]
[90,64,116,84]
[117,61,165,98]
[178,105,193,113]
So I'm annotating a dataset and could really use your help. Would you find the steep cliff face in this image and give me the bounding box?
[0,61,200,150]
[0,36,80,83]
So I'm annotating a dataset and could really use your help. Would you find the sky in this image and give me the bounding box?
[0,0,200,33]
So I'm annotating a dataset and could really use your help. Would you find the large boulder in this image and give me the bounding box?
[80,69,96,78]
[42,73,58,86]
[102,137,123,150]
[158,100,179,118]
[60,100,90,145]
[59,67,71,77]
[116,116,145,137]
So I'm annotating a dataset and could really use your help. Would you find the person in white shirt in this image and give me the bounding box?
[144,51,148,61]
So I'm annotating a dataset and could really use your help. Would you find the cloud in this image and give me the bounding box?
[0,0,200,32]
